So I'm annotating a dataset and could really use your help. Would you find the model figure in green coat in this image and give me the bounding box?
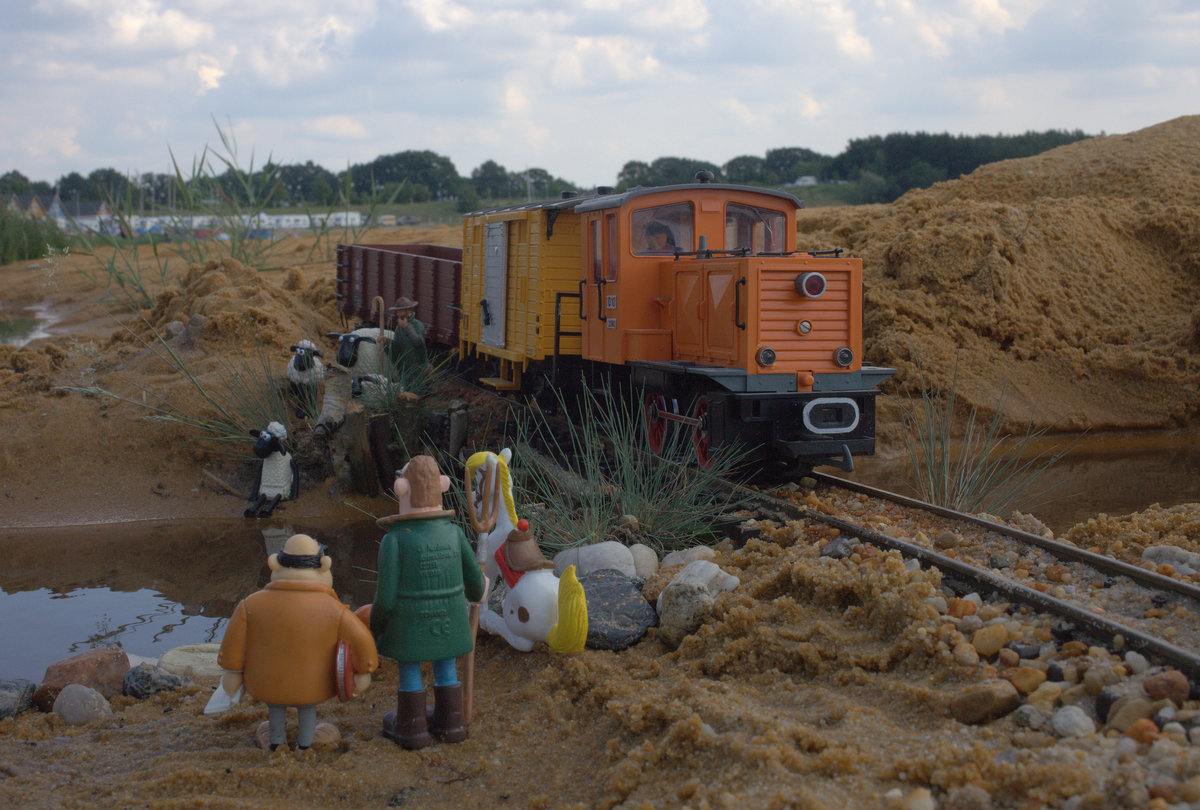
[371,455,485,749]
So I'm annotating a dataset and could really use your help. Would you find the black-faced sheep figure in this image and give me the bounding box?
[286,339,324,419]
[245,421,298,518]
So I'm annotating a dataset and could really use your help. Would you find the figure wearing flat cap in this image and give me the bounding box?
[217,534,379,751]
[370,455,486,749]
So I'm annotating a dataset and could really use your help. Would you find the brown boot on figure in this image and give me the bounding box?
[429,683,467,744]
[383,689,433,750]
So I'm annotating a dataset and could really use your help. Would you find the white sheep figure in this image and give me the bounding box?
[245,421,298,518]
[286,339,324,419]
[315,296,396,436]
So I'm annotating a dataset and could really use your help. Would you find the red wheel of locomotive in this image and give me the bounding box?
[691,396,714,469]
[644,392,668,454]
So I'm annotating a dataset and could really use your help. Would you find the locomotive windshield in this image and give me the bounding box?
[632,203,693,255]
[726,203,786,253]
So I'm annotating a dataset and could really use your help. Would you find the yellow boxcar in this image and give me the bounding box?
[460,199,584,390]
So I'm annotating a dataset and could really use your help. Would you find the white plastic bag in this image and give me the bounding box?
[203,684,243,715]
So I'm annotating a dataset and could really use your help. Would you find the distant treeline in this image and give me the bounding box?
[0,129,1092,212]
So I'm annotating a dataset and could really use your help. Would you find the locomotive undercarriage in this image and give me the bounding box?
[631,361,889,473]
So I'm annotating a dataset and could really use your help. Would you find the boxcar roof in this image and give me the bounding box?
[464,182,803,219]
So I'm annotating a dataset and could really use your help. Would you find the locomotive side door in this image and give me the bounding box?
[582,213,618,363]
[481,221,507,348]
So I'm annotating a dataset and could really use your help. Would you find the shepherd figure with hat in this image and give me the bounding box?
[386,296,429,378]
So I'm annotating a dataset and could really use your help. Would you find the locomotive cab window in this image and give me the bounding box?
[725,203,786,253]
[632,203,693,255]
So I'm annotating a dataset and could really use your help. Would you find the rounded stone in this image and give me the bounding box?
[971,624,1009,657]
[53,684,113,726]
[1050,705,1096,738]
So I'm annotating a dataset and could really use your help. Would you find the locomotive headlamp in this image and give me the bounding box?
[834,347,854,367]
[796,320,812,335]
[794,272,826,298]
[755,346,777,367]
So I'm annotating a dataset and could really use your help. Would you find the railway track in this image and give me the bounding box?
[437,373,1200,685]
[727,471,1200,685]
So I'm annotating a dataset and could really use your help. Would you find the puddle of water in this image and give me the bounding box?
[0,304,56,346]
[842,428,1200,534]
[0,517,382,683]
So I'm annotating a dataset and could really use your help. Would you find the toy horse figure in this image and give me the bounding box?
[464,449,587,654]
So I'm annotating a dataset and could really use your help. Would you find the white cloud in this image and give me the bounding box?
[307,116,369,139]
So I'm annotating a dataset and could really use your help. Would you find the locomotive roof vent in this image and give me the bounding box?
[561,190,577,199]
[694,170,715,183]
[596,185,615,195]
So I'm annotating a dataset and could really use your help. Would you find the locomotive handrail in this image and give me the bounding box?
[578,280,586,321]
[597,279,606,319]
[735,277,747,330]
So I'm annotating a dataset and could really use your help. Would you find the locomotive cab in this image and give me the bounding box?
[574,181,894,472]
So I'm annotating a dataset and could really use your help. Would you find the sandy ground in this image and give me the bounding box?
[1,116,1199,809]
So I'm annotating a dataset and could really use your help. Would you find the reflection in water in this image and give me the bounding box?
[2,587,228,683]
[0,517,382,683]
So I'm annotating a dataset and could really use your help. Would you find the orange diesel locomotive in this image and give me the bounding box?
[338,174,894,472]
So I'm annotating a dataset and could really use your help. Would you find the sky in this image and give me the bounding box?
[3,0,1198,189]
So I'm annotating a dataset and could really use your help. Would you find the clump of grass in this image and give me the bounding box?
[64,324,294,448]
[509,382,748,554]
[167,117,288,270]
[900,365,1077,517]
[0,207,69,264]
[72,200,173,310]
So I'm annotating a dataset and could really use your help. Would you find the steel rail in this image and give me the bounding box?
[812,471,1200,603]
[732,482,1200,684]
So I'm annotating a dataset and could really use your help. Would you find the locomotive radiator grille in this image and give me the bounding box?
[757,266,854,372]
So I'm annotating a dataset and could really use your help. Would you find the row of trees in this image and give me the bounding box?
[1,129,1091,211]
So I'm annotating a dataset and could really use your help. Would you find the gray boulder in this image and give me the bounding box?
[656,560,740,649]
[555,541,636,578]
[123,663,191,699]
[579,569,658,651]
[0,678,36,720]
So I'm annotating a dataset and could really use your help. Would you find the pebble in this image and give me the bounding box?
[0,678,36,720]
[900,787,936,810]
[1124,651,1149,675]
[971,625,1008,657]
[659,546,717,569]
[820,535,858,559]
[1126,717,1160,743]
[1004,666,1047,696]
[1144,670,1190,705]
[933,530,960,549]
[641,563,685,605]
[52,684,113,726]
[554,540,637,578]
[948,598,977,618]
[996,648,1019,668]
[1107,695,1156,731]
[1014,704,1049,730]
[926,595,948,614]
[578,569,659,651]
[958,615,983,634]
[1026,681,1062,712]
[952,641,979,667]
[944,784,992,810]
[628,543,659,578]
[656,560,739,649]
[1050,705,1096,737]
[950,680,1020,725]
[122,663,191,699]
